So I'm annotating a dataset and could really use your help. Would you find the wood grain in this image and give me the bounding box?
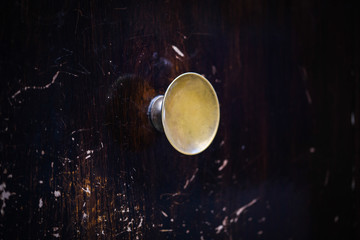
[0,0,359,239]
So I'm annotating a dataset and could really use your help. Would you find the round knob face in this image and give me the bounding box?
[162,72,220,155]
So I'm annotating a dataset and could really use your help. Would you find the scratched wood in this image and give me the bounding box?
[0,0,359,239]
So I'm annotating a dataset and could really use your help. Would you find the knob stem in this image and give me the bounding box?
[148,95,164,132]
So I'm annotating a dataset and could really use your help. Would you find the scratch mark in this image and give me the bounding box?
[215,198,258,234]
[81,186,91,194]
[171,45,185,57]
[218,159,228,171]
[137,217,143,228]
[183,168,199,189]
[161,210,168,218]
[11,71,60,100]
[215,217,228,234]
[70,128,93,135]
[235,198,258,218]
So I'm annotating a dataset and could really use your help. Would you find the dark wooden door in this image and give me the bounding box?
[1,1,359,239]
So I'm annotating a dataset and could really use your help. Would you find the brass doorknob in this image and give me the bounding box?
[148,72,220,155]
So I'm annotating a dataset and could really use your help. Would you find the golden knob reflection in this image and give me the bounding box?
[148,72,220,155]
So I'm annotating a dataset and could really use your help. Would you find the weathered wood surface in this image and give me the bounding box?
[0,1,359,239]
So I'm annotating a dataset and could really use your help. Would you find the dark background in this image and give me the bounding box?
[0,0,359,239]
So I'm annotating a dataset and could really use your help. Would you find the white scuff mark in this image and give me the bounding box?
[235,198,258,220]
[83,213,88,219]
[183,168,199,189]
[51,162,54,168]
[85,155,91,159]
[161,210,168,218]
[218,159,228,171]
[171,45,185,57]
[53,233,60,238]
[41,150,45,155]
[54,190,61,198]
[219,140,225,147]
[215,216,228,234]
[39,180,43,184]
[39,198,43,208]
[7,174,12,179]
[159,229,173,232]
[86,150,93,154]
[305,89,312,104]
[351,112,355,126]
[212,65,217,75]
[215,79,221,83]
[81,186,91,194]
[126,221,133,232]
[257,230,263,235]
[138,217,143,228]
[0,182,14,216]
[258,217,266,223]
[324,170,330,186]
[11,71,60,100]
[70,128,92,136]
[309,147,316,153]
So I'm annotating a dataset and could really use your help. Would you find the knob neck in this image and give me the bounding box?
[147,95,164,132]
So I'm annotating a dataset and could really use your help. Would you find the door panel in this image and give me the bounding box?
[0,1,359,239]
